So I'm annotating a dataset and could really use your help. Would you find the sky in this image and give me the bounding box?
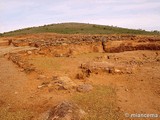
[0,0,160,33]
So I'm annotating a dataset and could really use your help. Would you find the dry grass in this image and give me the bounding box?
[29,56,63,71]
[28,53,105,73]
[72,85,123,120]
[0,107,34,120]
[28,56,81,74]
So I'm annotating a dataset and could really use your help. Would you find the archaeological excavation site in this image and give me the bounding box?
[0,27,160,119]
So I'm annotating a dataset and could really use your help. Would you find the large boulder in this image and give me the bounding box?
[39,101,86,120]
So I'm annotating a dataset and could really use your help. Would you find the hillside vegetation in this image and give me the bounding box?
[1,23,160,36]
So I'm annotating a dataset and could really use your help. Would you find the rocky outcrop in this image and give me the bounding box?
[38,101,86,120]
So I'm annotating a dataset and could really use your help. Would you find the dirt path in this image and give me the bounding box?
[0,46,38,56]
[0,57,32,104]
[0,46,39,103]
[0,46,38,104]
[0,57,36,119]
[0,46,38,119]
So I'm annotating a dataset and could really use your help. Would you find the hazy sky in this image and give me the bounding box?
[0,0,160,33]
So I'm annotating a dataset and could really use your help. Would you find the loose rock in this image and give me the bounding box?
[77,84,93,92]
[54,76,77,90]
[27,51,32,55]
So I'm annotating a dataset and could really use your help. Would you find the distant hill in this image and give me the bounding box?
[1,23,160,36]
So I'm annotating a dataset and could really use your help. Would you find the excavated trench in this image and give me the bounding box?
[6,34,160,55]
